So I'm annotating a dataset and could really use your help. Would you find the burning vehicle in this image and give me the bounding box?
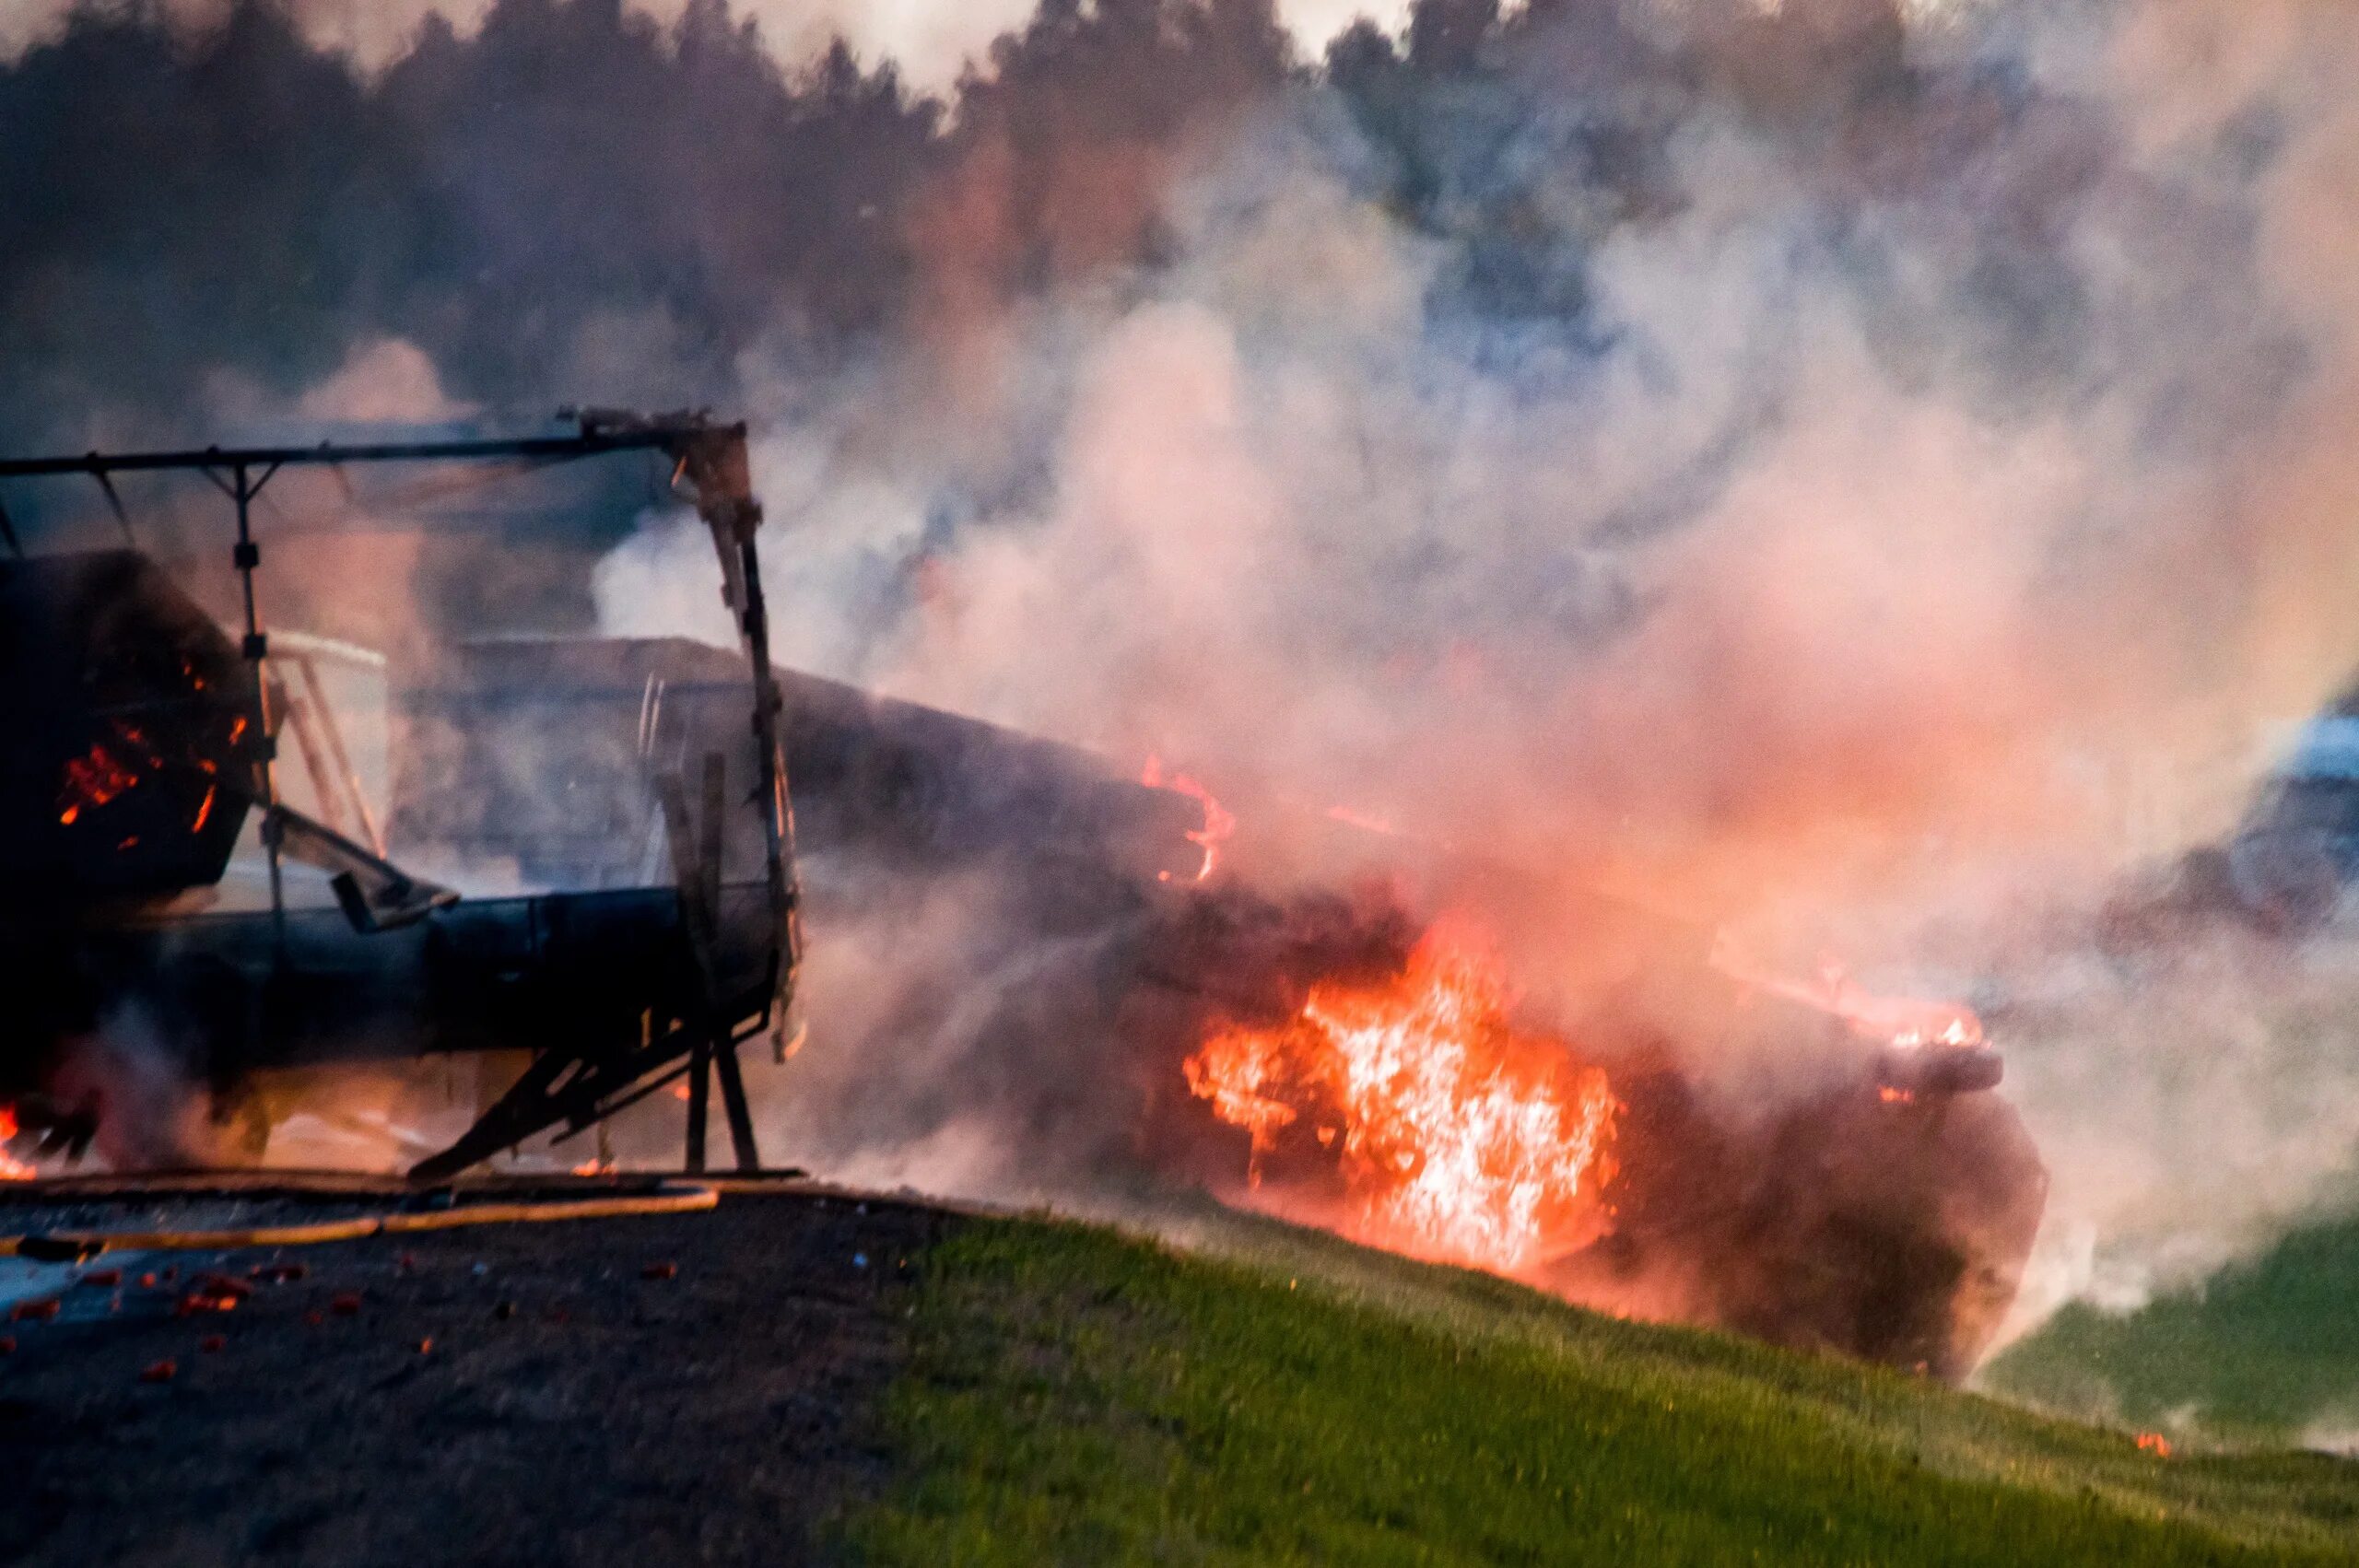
[1118,831,2044,1381]
[0,414,2045,1381]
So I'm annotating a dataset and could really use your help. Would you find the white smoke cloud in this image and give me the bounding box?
[575,0,2359,1336]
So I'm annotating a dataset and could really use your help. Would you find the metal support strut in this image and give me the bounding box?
[213,460,288,949]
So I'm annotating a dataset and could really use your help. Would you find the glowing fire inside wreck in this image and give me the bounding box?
[0,1103,33,1181]
[1142,755,1238,882]
[56,739,141,825]
[1184,928,1619,1274]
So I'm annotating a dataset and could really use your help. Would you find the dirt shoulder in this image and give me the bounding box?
[0,1185,957,1568]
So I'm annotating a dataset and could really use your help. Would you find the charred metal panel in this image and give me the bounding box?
[7,884,778,1086]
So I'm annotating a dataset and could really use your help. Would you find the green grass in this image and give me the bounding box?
[1986,1214,2359,1447]
[839,1208,2359,1565]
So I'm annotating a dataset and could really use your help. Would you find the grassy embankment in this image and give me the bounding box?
[1989,1212,2359,1452]
[838,1206,2359,1565]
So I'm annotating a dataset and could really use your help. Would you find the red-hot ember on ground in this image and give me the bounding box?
[1184,930,1618,1274]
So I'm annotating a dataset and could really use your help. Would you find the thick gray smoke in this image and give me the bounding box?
[15,0,2359,1344]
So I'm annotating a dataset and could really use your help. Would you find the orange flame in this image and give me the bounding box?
[1142,755,1237,882]
[0,1105,32,1182]
[1185,930,1618,1274]
[2137,1432,2173,1458]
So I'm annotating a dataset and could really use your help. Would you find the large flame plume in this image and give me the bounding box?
[1184,928,1619,1274]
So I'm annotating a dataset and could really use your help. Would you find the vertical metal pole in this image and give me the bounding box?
[734,532,798,924]
[232,465,283,952]
[734,529,804,1061]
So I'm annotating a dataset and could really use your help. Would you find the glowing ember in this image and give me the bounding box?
[1142,755,1237,882]
[1185,930,1617,1273]
[57,741,140,825]
[0,1105,32,1182]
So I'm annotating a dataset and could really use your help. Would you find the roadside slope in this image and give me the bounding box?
[6,1181,2353,1565]
[846,1212,2359,1565]
[1987,1211,2359,1450]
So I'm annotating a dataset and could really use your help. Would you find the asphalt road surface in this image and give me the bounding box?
[0,1185,954,1568]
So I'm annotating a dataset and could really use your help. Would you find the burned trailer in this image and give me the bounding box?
[0,415,802,1179]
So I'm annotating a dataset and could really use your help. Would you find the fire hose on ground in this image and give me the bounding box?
[0,1182,720,1261]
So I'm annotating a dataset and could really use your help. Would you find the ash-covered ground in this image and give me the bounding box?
[0,1186,956,1568]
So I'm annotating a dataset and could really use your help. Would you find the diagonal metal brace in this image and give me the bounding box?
[407,1015,716,1184]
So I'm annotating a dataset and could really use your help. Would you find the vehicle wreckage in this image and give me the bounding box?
[0,412,2048,1378]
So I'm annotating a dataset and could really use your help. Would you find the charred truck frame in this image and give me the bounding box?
[0,414,801,1181]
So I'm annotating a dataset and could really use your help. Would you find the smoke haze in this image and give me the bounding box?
[13,0,2359,1350]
